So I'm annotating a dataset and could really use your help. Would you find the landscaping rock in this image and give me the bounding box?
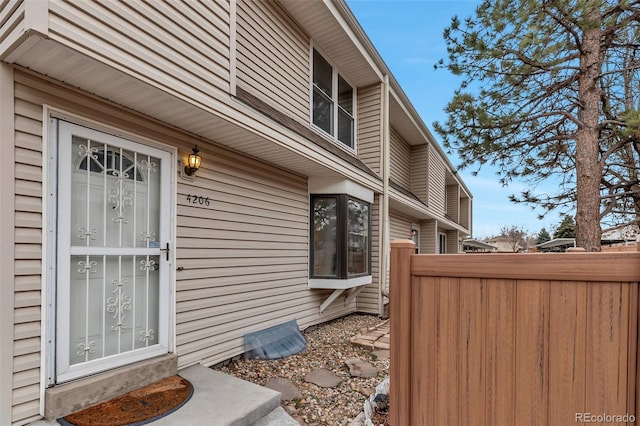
[351,412,366,426]
[264,377,302,401]
[345,358,378,378]
[370,350,390,361]
[349,381,373,397]
[304,368,342,388]
[214,314,389,425]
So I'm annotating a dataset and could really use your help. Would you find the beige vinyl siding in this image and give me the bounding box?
[411,144,428,204]
[446,184,459,223]
[389,128,411,189]
[446,229,459,253]
[47,0,231,101]
[10,70,360,422]
[460,196,470,230]
[420,220,437,254]
[235,0,310,124]
[390,211,413,244]
[357,194,381,314]
[175,147,322,368]
[175,147,358,366]
[12,79,44,426]
[0,1,29,61]
[428,145,446,213]
[384,210,414,293]
[357,84,382,175]
[0,63,15,426]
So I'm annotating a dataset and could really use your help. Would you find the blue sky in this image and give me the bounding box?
[346,0,564,238]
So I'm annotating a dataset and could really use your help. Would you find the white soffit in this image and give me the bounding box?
[388,94,431,146]
[9,37,384,189]
[278,0,381,87]
[309,177,374,203]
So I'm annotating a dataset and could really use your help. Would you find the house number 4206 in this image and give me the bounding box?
[186,194,211,207]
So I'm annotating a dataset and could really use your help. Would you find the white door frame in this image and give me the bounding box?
[439,232,447,254]
[44,115,176,386]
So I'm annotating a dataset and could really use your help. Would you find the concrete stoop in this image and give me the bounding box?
[150,365,282,426]
[28,364,296,426]
[253,407,300,426]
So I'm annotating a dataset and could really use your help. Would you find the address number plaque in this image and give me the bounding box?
[185,194,211,207]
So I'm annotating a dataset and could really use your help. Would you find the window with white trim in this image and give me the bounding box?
[312,49,355,149]
[311,195,370,279]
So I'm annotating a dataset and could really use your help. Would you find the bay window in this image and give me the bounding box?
[311,195,370,279]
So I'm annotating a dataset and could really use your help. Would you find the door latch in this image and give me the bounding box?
[160,242,170,261]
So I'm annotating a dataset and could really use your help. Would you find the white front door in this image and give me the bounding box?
[56,121,172,383]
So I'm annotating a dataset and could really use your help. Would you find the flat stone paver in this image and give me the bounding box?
[345,358,378,378]
[371,350,390,361]
[304,369,341,388]
[264,378,302,401]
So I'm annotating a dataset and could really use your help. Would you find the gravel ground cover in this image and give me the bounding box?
[213,314,390,425]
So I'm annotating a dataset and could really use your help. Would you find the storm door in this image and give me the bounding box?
[56,121,171,383]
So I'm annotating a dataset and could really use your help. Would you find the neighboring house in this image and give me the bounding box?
[483,236,521,252]
[536,238,577,252]
[602,224,639,245]
[462,238,497,253]
[538,228,640,252]
[0,1,472,424]
[483,235,536,253]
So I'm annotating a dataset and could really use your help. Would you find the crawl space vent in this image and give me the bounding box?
[243,320,306,360]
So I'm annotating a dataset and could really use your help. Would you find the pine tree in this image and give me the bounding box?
[554,215,577,239]
[536,227,552,245]
[435,0,640,251]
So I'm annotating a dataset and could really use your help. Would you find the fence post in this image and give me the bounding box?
[390,239,416,426]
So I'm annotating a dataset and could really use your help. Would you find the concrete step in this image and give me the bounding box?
[253,407,300,426]
[28,364,284,426]
[150,364,281,426]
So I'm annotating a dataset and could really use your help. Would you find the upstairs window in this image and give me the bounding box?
[312,49,354,149]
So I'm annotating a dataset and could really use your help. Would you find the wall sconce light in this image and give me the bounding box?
[184,145,202,176]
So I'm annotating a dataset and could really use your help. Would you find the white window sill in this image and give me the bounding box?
[308,275,372,290]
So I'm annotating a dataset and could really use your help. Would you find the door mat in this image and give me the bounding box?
[58,375,193,426]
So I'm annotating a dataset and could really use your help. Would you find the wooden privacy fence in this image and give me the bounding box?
[390,240,640,426]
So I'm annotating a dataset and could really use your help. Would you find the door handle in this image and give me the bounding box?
[160,242,170,261]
